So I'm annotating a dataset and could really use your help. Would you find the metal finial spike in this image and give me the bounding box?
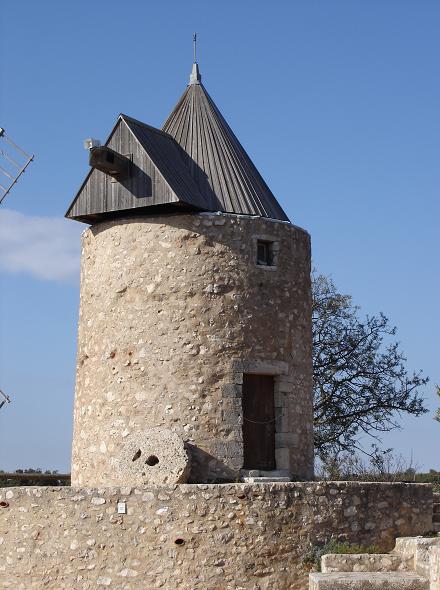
[189,33,201,85]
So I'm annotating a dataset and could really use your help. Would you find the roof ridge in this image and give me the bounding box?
[119,114,172,140]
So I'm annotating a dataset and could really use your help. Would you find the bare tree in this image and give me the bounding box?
[312,272,428,460]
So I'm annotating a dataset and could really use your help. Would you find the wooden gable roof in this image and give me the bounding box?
[65,115,208,223]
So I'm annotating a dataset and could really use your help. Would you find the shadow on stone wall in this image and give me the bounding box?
[185,444,238,483]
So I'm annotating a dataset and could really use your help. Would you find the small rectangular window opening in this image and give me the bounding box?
[257,240,274,266]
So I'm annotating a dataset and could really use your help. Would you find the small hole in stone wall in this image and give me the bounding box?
[0,501,9,508]
[174,538,185,546]
[145,455,159,466]
[132,449,142,462]
[237,494,246,500]
[109,350,116,359]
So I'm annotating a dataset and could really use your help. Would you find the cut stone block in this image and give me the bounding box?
[275,447,290,469]
[394,537,440,579]
[275,432,298,447]
[309,572,429,590]
[431,546,440,590]
[321,553,412,573]
[116,428,190,485]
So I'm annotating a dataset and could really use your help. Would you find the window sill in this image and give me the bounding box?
[255,264,278,271]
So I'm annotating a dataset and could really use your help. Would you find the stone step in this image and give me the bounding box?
[259,469,290,477]
[321,553,411,573]
[433,503,440,514]
[240,469,290,478]
[242,476,290,483]
[309,572,429,589]
[393,537,440,579]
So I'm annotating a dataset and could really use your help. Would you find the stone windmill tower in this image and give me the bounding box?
[66,58,314,487]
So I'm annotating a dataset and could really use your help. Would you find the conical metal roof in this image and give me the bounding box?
[162,64,289,222]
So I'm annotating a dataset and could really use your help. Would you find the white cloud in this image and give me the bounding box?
[0,209,84,284]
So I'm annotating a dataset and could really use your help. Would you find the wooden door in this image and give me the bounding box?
[242,374,275,470]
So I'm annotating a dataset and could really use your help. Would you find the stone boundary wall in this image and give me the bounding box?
[0,482,432,590]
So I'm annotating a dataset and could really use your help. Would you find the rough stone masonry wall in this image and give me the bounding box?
[0,482,432,590]
[71,212,313,486]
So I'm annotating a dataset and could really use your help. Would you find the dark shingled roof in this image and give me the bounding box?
[163,64,289,222]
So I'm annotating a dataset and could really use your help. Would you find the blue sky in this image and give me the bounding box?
[0,0,439,472]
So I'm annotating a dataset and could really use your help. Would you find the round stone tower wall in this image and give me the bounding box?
[71,212,313,486]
